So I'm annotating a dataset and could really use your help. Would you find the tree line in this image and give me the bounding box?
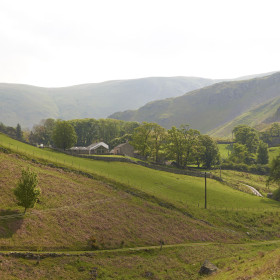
[131,122,220,168]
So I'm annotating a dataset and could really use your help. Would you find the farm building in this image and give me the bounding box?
[111,142,134,157]
[88,142,109,154]
[69,142,109,155]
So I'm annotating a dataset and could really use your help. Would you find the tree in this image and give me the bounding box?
[233,125,259,153]
[16,123,23,140]
[14,168,41,213]
[257,141,269,164]
[165,126,186,167]
[150,123,166,162]
[269,123,280,137]
[131,122,154,158]
[52,120,77,150]
[199,135,220,168]
[230,143,252,164]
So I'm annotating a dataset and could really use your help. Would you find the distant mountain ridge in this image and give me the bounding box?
[0,71,276,129]
[0,76,219,128]
[110,72,280,136]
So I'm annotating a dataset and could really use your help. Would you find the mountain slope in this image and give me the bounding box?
[110,72,280,134]
[0,77,217,128]
[209,96,280,137]
[0,72,274,128]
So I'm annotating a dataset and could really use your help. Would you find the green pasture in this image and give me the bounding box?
[218,143,232,160]
[0,134,279,211]
[268,146,280,163]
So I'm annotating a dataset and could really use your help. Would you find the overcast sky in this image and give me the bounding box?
[0,0,279,87]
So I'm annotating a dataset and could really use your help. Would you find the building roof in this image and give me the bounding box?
[88,142,109,150]
[114,142,132,149]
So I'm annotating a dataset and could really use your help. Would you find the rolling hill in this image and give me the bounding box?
[2,133,280,278]
[0,77,217,128]
[0,71,275,129]
[110,72,280,135]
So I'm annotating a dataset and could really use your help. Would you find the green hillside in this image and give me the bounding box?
[0,133,278,212]
[2,134,280,278]
[110,72,280,135]
[0,77,216,128]
[210,96,280,137]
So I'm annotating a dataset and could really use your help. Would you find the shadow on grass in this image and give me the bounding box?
[0,209,24,238]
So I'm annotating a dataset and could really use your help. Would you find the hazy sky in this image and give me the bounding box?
[0,0,279,87]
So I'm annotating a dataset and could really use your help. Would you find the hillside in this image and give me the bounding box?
[0,72,274,129]
[210,96,280,137]
[0,77,217,128]
[110,72,280,134]
[1,134,280,278]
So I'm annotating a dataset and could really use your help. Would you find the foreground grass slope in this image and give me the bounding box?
[1,133,280,245]
[1,241,280,279]
[0,151,234,251]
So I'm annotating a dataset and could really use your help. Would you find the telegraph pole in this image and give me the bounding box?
[205,172,207,209]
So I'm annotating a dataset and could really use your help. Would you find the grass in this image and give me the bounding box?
[218,143,232,160]
[211,169,278,196]
[1,151,235,251]
[1,241,280,279]
[2,135,280,277]
[0,134,279,212]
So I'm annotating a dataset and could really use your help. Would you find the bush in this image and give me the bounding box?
[272,188,280,201]
[88,235,99,250]
[221,161,269,175]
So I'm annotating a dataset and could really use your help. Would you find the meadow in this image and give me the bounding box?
[0,134,279,211]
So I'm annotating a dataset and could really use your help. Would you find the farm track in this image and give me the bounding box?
[1,239,280,257]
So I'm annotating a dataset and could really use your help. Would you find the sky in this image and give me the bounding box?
[0,0,280,87]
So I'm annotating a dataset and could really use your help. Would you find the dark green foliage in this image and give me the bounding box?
[233,125,259,153]
[267,155,280,186]
[221,161,269,175]
[272,188,280,201]
[199,135,220,168]
[0,122,16,138]
[14,168,40,213]
[16,124,23,140]
[29,118,56,145]
[257,141,269,164]
[68,118,139,147]
[52,120,77,150]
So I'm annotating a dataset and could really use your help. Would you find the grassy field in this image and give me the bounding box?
[1,151,235,251]
[212,169,278,196]
[0,134,279,212]
[2,134,280,278]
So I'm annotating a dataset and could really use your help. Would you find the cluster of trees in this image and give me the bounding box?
[229,125,268,165]
[260,122,280,144]
[28,118,140,149]
[131,123,220,168]
[0,122,23,141]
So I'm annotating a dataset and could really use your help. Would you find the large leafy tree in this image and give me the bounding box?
[131,122,154,158]
[14,168,41,213]
[150,123,166,162]
[233,125,259,153]
[52,120,77,150]
[29,118,56,145]
[199,135,220,168]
